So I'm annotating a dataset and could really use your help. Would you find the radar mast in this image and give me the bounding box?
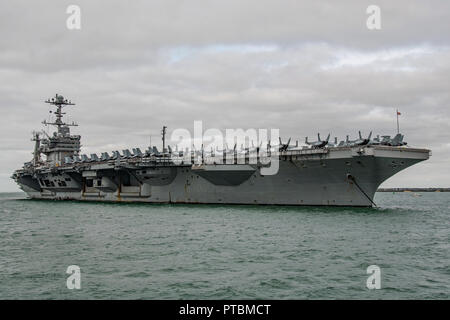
[39,94,81,165]
[43,93,78,135]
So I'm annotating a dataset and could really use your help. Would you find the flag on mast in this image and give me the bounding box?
[396,109,401,133]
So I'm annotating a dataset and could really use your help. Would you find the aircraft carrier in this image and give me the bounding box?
[12,94,431,207]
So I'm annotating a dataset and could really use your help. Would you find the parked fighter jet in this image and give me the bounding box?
[345,131,373,147]
[368,135,382,145]
[384,133,407,146]
[238,141,257,156]
[130,148,143,158]
[278,137,292,151]
[152,146,161,156]
[327,137,338,148]
[305,133,330,149]
[250,140,264,153]
[216,143,236,156]
[285,140,302,151]
[170,145,184,157]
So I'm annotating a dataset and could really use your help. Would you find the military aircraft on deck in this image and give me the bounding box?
[305,133,331,149]
[345,131,373,147]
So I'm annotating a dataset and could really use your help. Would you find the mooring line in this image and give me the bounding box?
[347,174,377,207]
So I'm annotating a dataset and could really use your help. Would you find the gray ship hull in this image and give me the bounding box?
[14,145,430,207]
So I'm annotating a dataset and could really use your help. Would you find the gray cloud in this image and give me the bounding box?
[0,1,449,191]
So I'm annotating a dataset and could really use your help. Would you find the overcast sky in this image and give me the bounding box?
[1,0,449,191]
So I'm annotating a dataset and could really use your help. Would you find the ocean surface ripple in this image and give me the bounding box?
[0,192,448,299]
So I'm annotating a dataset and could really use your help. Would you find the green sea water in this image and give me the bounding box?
[0,192,448,299]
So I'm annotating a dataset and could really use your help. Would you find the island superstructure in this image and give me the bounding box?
[12,94,431,207]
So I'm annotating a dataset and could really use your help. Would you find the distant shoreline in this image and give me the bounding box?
[377,188,450,192]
